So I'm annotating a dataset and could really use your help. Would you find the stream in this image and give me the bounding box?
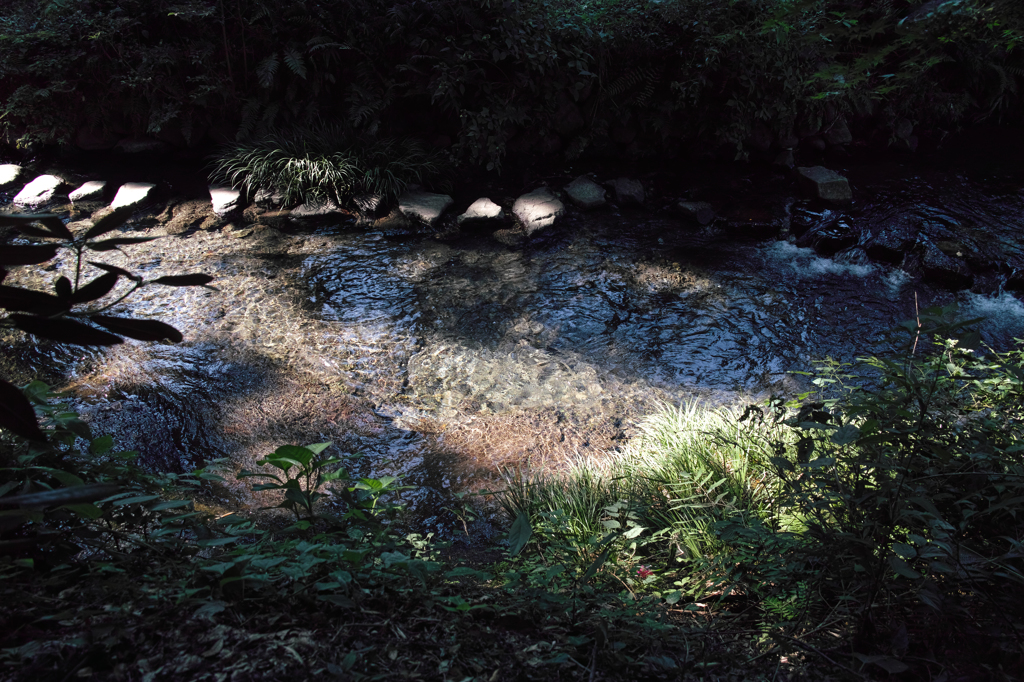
[4,151,1024,532]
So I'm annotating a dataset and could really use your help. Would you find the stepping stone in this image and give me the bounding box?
[564,176,606,210]
[457,197,505,224]
[399,190,454,226]
[609,177,645,206]
[209,186,241,215]
[797,166,852,204]
[13,174,65,207]
[513,188,565,235]
[110,182,157,212]
[69,180,107,202]
[0,164,23,188]
[675,201,716,225]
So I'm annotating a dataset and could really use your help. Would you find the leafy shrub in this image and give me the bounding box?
[209,126,447,208]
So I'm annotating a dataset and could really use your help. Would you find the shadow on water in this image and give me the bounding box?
[6,152,1024,534]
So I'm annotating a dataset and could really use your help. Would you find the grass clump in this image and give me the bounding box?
[210,125,447,209]
[498,306,1024,678]
[501,401,790,562]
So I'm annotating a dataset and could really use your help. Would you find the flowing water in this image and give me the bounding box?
[4,153,1024,529]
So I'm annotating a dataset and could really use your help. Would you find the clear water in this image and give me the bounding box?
[5,155,1024,526]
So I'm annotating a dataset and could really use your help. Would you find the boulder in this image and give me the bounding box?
[674,201,716,226]
[796,166,852,204]
[563,176,606,210]
[399,190,454,226]
[609,177,645,206]
[865,218,917,264]
[824,116,853,146]
[69,180,107,202]
[291,200,345,220]
[513,188,565,235]
[209,186,241,215]
[457,197,505,224]
[13,174,65,207]
[0,164,23,188]
[110,182,157,212]
[922,242,973,290]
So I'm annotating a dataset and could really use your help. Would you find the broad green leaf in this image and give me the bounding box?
[889,555,921,580]
[305,441,332,455]
[64,503,104,519]
[508,511,533,557]
[273,444,315,467]
[582,546,611,583]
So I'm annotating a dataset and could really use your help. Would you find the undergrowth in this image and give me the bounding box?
[209,126,448,209]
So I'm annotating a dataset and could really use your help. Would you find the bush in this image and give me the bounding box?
[209,126,447,208]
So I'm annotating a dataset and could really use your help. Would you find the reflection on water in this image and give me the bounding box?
[5,157,1024,526]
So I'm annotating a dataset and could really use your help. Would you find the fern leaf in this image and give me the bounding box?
[283,47,308,80]
[256,53,279,89]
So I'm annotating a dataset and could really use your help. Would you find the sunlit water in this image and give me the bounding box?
[4,155,1024,529]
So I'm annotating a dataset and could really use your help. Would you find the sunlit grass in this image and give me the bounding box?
[499,400,795,557]
[210,125,447,209]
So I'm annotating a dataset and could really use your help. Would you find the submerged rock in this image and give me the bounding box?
[13,174,66,207]
[921,242,973,290]
[164,199,215,235]
[513,188,565,235]
[399,190,454,226]
[69,180,107,202]
[564,176,606,210]
[796,166,852,204]
[458,197,505,224]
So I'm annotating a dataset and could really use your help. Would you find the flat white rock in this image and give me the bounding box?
[69,180,107,202]
[13,175,65,206]
[457,197,504,224]
[110,182,156,212]
[513,188,565,234]
[0,164,23,188]
[399,190,454,226]
[209,186,241,215]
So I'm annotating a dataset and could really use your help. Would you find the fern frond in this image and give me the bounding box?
[283,46,307,80]
[255,53,279,89]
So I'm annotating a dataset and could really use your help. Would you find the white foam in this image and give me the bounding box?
[765,241,876,278]
[962,291,1024,340]
[884,269,911,294]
